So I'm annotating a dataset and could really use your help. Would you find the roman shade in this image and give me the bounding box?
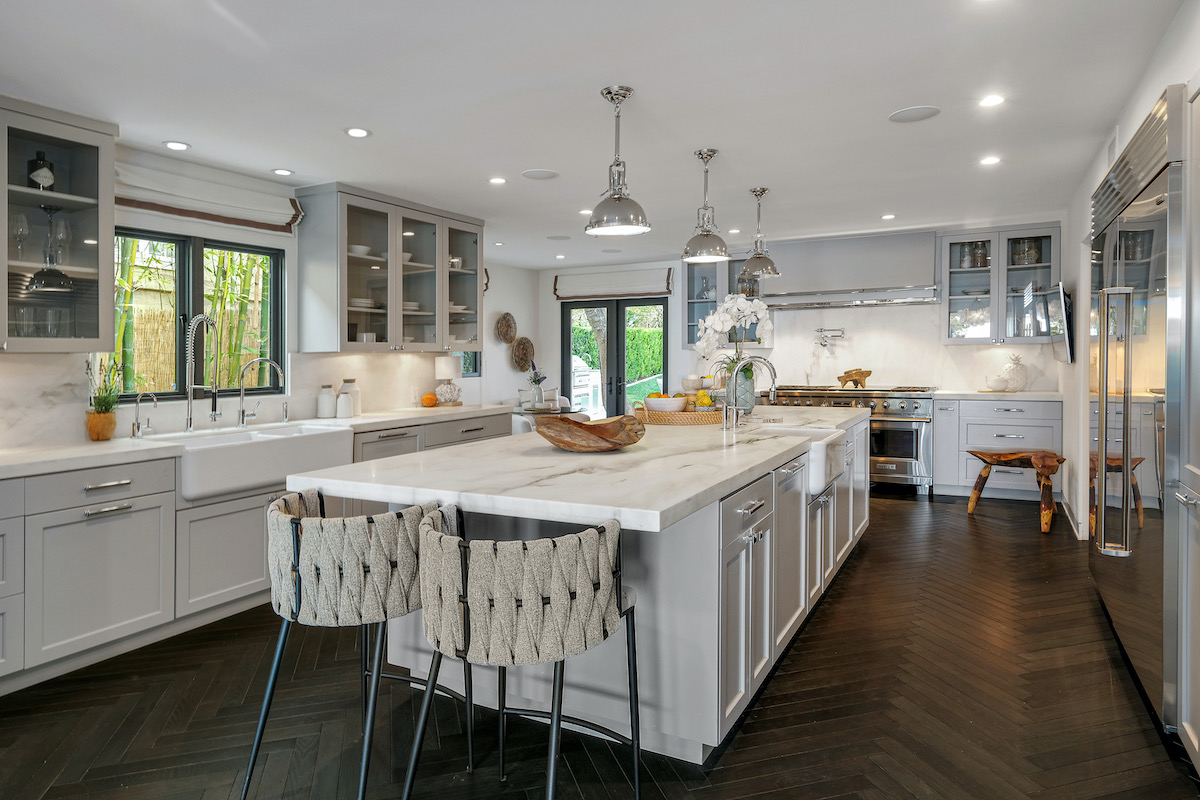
[115,162,303,234]
[553,267,672,301]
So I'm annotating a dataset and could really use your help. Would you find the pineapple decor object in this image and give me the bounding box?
[999,353,1028,393]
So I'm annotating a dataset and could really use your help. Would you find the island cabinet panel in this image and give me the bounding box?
[175,490,275,618]
[772,460,807,658]
[808,487,832,603]
[851,421,870,540]
[0,594,22,677]
[932,400,960,486]
[0,516,22,599]
[719,534,751,726]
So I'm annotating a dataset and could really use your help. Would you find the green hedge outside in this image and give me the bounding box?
[571,325,662,383]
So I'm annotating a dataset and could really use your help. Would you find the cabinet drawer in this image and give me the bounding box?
[721,474,774,547]
[960,454,1037,491]
[1088,426,1140,454]
[25,459,175,515]
[0,517,23,599]
[0,594,23,678]
[423,415,510,448]
[961,421,1057,450]
[0,478,22,518]
[355,426,423,461]
[959,400,1061,420]
[176,492,273,618]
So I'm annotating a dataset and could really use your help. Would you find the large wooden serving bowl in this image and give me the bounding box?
[533,414,646,452]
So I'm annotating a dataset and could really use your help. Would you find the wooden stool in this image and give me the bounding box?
[1088,452,1145,536]
[966,450,1066,533]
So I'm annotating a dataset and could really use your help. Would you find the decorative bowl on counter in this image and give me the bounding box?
[643,396,687,412]
[534,414,646,452]
[986,377,1009,391]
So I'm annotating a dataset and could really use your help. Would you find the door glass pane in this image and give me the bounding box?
[202,246,275,389]
[623,303,664,410]
[1004,235,1053,338]
[569,306,608,418]
[1089,231,1106,337]
[446,226,478,349]
[947,239,992,339]
[108,234,178,393]
[345,204,390,346]
[400,216,437,346]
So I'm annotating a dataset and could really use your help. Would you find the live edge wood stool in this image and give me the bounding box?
[1088,452,1146,536]
[966,450,1066,533]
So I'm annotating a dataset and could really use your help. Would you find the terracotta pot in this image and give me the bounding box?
[85,410,117,441]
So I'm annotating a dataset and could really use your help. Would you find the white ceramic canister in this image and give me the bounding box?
[336,391,353,419]
[339,378,362,416]
[316,385,336,418]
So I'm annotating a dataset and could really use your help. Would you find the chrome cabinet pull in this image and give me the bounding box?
[375,430,414,440]
[460,426,485,434]
[1176,492,1200,508]
[84,479,133,492]
[995,468,1024,475]
[993,433,1025,438]
[936,406,955,411]
[994,408,1025,413]
[737,500,765,516]
[778,466,801,475]
[741,533,754,544]
[83,503,133,518]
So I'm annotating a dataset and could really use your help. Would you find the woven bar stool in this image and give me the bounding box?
[403,505,641,800]
[240,491,476,800]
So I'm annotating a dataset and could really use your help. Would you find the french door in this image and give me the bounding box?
[561,298,667,418]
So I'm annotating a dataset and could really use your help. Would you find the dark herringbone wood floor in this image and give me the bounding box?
[1,492,1196,799]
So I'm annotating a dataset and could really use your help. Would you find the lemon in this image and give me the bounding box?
[673,392,684,398]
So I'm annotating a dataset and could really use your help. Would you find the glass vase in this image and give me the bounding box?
[531,384,545,407]
[725,369,756,416]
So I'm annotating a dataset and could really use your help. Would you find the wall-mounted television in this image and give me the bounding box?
[1047,282,1074,363]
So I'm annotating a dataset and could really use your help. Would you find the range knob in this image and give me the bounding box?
[805,399,813,406]
[913,400,921,410]
[899,401,907,410]
[882,400,890,409]
[868,400,877,409]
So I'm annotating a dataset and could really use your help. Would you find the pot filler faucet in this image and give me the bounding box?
[238,357,287,427]
[185,314,220,432]
[726,355,777,427]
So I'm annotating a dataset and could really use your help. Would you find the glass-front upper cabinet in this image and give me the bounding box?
[2,103,115,352]
[398,210,440,352]
[445,222,482,352]
[341,195,394,351]
[940,224,1059,344]
[684,261,720,344]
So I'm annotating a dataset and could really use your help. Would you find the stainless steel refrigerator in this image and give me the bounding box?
[1090,83,1185,734]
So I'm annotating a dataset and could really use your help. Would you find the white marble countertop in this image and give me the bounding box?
[0,405,510,481]
[934,390,1063,401]
[288,408,868,532]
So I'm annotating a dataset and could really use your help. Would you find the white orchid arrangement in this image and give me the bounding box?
[693,293,774,374]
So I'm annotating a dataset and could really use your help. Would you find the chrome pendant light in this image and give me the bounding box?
[584,85,651,237]
[681,149,729,263]
[738,187,779,279]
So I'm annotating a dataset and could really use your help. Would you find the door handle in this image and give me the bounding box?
[736,499,765,516]
[83,503,134,518]
[1176,492,1200,508]
[375,430,414,440]
[84,479,133,491]
[993,433,1025,438]
[995,468,1024,475]
[993,408,1025,413]
[460,426,485,434]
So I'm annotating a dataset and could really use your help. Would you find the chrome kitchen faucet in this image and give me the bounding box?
[185,314,220,432]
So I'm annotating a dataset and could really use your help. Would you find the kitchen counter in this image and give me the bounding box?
[310,403,512,434]
[934,390,1063,401]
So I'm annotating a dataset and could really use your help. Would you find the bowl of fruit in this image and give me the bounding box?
[643,392,687,412]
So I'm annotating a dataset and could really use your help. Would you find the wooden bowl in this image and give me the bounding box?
[534,414,646,452]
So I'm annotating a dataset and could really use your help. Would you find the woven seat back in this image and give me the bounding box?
[266,493,438,627]
[419,506,621,666]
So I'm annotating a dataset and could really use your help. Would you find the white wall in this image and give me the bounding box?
[458,262,540,405]
[1059,1,1200,535]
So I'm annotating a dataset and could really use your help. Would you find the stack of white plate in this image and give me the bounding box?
[349,297,374,308]
[402,301,420,312]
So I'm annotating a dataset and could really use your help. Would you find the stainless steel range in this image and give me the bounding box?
[760,385,936,492]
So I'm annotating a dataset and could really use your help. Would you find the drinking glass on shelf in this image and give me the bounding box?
[51,217,71,265]
[10,212,29,260]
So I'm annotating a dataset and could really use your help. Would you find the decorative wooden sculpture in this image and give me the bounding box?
[534,414,646,452]
[837,368,872,388]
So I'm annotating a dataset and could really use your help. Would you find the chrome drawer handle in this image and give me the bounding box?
[737,500,765,516]
[84,479,133,491]
[460,426,485,434]
[993,433,1025,438]
[994,408,1025,413]
[995,468,1024,475]
[83,503,133,518]
[778,466,800,475]
[375,430,414,440]
[1175,492,1199,508]
[937,406,955,411]
[1092,437,1123,442]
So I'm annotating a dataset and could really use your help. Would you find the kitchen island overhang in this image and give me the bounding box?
[287,407,870,763]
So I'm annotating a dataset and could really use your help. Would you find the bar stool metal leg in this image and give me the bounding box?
[402,650,444,800]
[360,624,369,733]
[357,622,387,800]
[462,659,474,772]
[545,660,566,800]
[497,665,508,781]
[625,608,641,800]
[241,618,292,800]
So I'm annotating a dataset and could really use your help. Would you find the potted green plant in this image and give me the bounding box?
[85,357,120,441]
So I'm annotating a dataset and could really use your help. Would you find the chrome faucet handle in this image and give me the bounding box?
[281,401,288,423]
[132,392,158,439]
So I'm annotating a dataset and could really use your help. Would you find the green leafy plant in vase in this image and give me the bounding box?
[85,357,121,440]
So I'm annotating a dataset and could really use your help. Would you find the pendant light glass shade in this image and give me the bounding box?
[738,187,779,279]
[682,149,730,264]
[585,86,651,237]
[27,266,72,292]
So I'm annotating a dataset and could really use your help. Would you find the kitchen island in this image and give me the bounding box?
[288,406,870,763]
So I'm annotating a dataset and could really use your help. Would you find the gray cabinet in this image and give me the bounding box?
[351,425,423,516]
[683,259,770,347]
[0,478,22,678]
[932,400,960,486]
[423,414,510,449]
[297,183,484,353]
[851,421,870,541]
[2,98,116,353]
[934,400,1063,498]
[0,594,22,678]
[807,487,832,604]
[772,460,807,658]
[24,489,175,668]
[175,490,276,618]
[940,224,1060,345]
[834,421,869,567]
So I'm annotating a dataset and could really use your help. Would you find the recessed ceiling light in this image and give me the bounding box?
[494,242,504,246]
[888,106,941,123]
[402,231,415,236]
[83,238,98,245]
[579,209,592,215]
[728,229,741,235]
[522,169,559,180]
[980,155,1001,165]
[489,177,506,184]
[345,128,371,138]
[601,249,622,254]
[881,214,896,220]
[272,168,294,176]
[547,235,570,241]
[979,94,1005,107]
[556,254,566,260]
[163,141,190,151]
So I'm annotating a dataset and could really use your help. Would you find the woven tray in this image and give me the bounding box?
[632,401,722,426]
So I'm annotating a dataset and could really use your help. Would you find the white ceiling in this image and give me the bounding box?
[0,0,1184,269]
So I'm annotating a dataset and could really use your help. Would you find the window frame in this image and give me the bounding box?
[113,227,285,402]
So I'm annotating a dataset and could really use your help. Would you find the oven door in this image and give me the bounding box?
[870,417,932,485]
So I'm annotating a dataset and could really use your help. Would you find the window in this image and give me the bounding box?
[455,351,480,378]
[103,229,283,398]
